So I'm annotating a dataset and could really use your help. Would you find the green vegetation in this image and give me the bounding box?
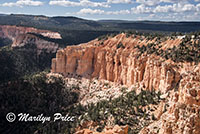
[98,35,108,41]
[0,37,12,47]
[161,36,200,63]
[0,72,79,134]
[59,89,162,134]
[116,42,125,49]
[0,69,162,134]
[28,33,66,47]
[1,14,200,46]
[136,43,158,56]
[136,34,200,63]
[71,84,80,90]
[124,30,167,39]
[0,45,56,83]
[1,14,200,134]
[97,33,118,41]
[0,15,118,45]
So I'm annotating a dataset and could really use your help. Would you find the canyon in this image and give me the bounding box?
[51,33,200,134]
[1,25,200,133]
[0,25,61,40]
[0,25,63,83]
[1,15,200,134]
[0,25,62,54]
[51,33,199,93]
[11,33,60,55]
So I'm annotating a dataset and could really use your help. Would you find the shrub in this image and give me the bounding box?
[116,42,125,49]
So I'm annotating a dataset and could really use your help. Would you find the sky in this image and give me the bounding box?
[0,0,200,21]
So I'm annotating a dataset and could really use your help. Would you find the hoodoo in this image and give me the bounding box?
[52,33,200,93]
[52,32,200,134]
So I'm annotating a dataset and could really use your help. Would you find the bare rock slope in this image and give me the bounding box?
[0,25,61,40]
[52,33,199,93]
[52,32,200,134]
[0,25,61,54]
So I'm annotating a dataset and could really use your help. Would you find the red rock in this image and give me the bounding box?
[51,33,182,93]
[75,125,128,134]
[0,25,61,40]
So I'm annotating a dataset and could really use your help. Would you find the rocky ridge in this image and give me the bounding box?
[48,73,132,106]
[0,25,61,53]
[51,33,199,93]
[0,26,63,82]
[48,72,162,134]
[75,125,128,134]
[0,25,61,40]
[12,33,59,55]
[140,65,200,134]
[51,32,200,134]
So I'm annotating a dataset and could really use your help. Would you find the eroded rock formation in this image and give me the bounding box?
[140,65,200,134]
[0,25,61,53]
[0,25,61,40]
[12,33,59,54]
[51,33,187,93]
[75,125,128,134]
[0,25,62,56]
[51,33,200,134]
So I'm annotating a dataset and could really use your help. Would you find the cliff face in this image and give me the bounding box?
[0,25,62,55]
[75,125,128,134]
[51,33,194,93]
[12,33,59,55]
[0,25,61,40]
[0,25,61,53]
[140,65,200,134]
[51,33,200,134]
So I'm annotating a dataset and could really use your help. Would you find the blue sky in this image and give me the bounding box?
[0,0,200,21]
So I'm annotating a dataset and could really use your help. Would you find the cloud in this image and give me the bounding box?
[135,0,159,6]
[77,8,105,15]
[131,3,199,14]
[161,13,200,21]
[49,0,110,8]
[131,4,153,14]
[107,0,132,4]
[49,0,134,8]
[154,3,196,13]
[160,0,187,3]
[107,9,130,15]
[135,0,189,6]
[181,4,196,12]
[197,3,200,11]
[76,8,130,15]
[1,0,44,7]
[75,2,200,16]
[136,11,200,21]
[154,5,173,13]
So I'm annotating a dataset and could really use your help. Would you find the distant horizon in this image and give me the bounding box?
[1,13,200,23]
[0,0,200,21]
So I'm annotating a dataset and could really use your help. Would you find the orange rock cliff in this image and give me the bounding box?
[52,33,199,93]
[0,25,61,40]
[51,33,200,134]
[0,25,61,54]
